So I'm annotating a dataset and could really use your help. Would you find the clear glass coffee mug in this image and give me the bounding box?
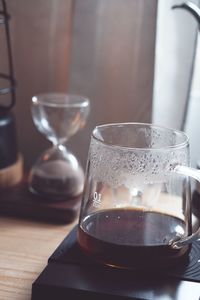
[77,123,200,269]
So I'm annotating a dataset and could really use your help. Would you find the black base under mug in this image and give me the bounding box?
[32,226,200,300]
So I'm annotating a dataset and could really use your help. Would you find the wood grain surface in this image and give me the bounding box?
[0,216,77,300]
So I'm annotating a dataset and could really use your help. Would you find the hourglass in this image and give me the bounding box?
[28,93,90,201]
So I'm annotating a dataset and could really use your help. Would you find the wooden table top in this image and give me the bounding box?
[1,200,200,300]
[0,216,77,300]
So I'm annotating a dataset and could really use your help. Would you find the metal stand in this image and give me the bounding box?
[0,0,16,110]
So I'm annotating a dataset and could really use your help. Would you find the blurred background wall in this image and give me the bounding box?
[6,0,157,170]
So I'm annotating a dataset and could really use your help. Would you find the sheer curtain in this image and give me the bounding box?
[68,0,157,166]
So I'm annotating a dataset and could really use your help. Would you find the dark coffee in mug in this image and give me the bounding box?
[78,208,190,268]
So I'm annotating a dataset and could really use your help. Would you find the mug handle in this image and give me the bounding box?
[171,165,200,248]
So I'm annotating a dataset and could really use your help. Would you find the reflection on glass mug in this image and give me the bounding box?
[77,123,200,269]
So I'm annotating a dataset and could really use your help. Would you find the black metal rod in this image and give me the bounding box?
[0,9,9,24]
[0,0,16,111]
[172,2,200,27]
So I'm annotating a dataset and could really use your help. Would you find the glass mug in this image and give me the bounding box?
[77,123,200,269]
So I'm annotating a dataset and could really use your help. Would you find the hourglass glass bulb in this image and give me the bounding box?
[29,94,90,201]
[32,94,90,145]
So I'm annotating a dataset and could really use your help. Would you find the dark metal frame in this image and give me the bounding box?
[0,0,16,111]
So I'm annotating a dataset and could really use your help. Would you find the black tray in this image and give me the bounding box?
[32,226,200,300]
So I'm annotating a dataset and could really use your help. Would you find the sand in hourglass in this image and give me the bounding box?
[30,159,84,201]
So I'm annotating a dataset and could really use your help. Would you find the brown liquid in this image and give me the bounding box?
[78,208,189,268]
